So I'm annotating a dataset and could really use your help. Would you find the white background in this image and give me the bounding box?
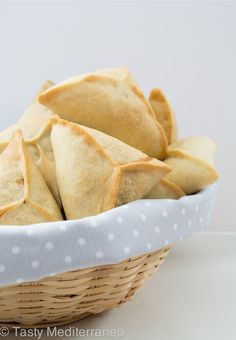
[0,1,235,231]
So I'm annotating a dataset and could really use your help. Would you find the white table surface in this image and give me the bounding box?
[7,232,236,340]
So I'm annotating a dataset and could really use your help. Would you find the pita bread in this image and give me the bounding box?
[0,131,62,225]
[149,88,177,144]
[165,137,219,194]
[39,67,168,159]
[146,178,185,199]
[51,117,171,220]
[0,81,60,206]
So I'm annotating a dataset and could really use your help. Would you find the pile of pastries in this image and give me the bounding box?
[0,67,219,225]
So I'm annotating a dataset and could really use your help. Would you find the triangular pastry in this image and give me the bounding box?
[0,81,61,206]
[149,88,177,144]
[39,67,168,159]
[164,137,219,194]
[0,131,62,225]
[146,178,185,199]
[51,117,171,220]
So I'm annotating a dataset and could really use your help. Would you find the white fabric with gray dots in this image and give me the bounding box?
[0,183,218,287]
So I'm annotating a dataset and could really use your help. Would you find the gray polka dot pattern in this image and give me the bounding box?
[0,183,218,287]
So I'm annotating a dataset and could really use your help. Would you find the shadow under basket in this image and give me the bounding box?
[0,246,170,328]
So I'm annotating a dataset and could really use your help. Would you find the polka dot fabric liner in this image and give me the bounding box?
[0,183,218,287]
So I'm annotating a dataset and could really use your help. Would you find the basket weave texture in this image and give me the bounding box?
[0,246,170,328]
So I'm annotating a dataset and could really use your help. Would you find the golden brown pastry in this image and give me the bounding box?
[26,122,61,206]
[149,88,177,144]
[17,80,54,139]
[39,67,168,159]
[51,117,171,220]
[0,81,61,206]
[146,178,185,199]
[0,131,62,225]
[0,80,54,144]
[165,137,219,194]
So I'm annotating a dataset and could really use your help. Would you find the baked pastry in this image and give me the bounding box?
[0,124,19,144]
[51,117,171,220]
[0,81,60,206]
[17,80,54,139]
[0,69,220,226]
[26,122,61,206]
[39,67,168,159]
[146,178,185,199]
[0,131,62,225]
[165,137,219,194]
[0,80,54,145]
[149,88,177,144]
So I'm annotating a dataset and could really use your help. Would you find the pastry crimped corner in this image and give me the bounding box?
[0,66,219,225]
[0,130,62,225]
[50,116,171,220]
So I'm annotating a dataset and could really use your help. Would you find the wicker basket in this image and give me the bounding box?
[0,246,170,328]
